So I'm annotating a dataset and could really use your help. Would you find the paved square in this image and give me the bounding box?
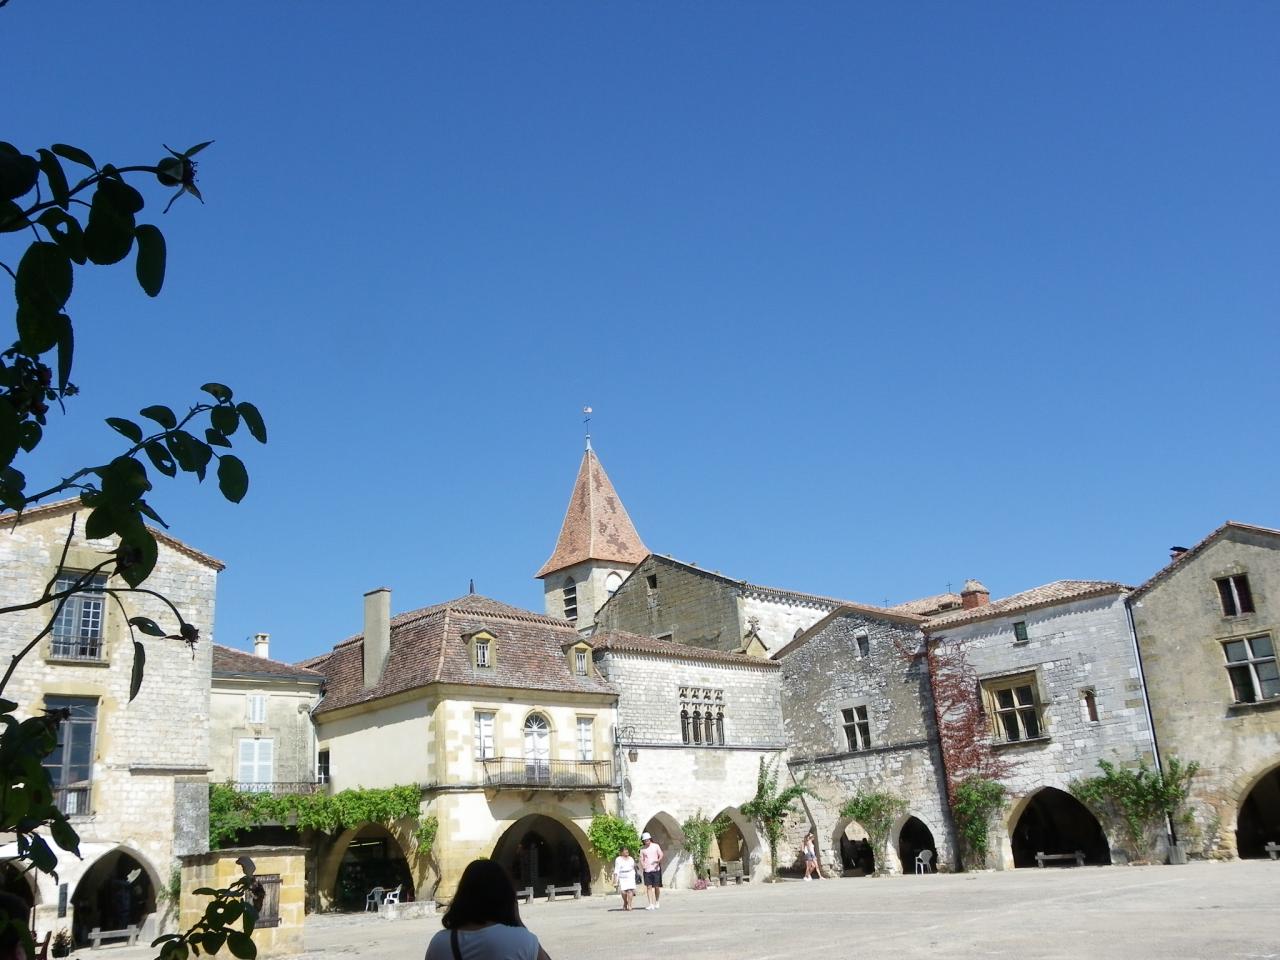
[300,860,1279,960]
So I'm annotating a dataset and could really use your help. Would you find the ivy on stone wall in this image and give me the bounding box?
[838,790,907,877]
[1070,757,1200,862]
[950,777,1005,867]
[209,784,422,849]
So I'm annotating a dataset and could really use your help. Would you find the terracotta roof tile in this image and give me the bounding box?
[923,580,1130,631]
[1127,521,1280,602]
[588,630,780,668]
[536,449,648,578]
[309,595,615,716]
[890,592,964,616]
[213,644,325,683]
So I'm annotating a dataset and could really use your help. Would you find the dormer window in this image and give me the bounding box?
[468,631,496,669]
[575,648,588,676]
[475,639,491,668]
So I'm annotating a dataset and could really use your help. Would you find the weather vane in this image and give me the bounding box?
[583,405,592,450]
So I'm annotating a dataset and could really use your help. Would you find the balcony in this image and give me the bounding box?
[230,781,327,795]
[50,635,105,662]
[54,784,91,816]
[480,758,613,789]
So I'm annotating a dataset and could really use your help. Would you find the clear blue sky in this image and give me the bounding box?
[8,2,1278,663]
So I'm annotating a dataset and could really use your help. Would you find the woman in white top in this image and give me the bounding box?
[613,846,638,911]
[425,859,552,960]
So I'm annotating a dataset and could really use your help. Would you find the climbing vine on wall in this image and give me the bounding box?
[1070,758,1200,862]
[950,777,1005,866]
[209,784,422,848]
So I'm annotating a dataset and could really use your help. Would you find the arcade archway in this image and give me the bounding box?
[331,823,414,911]
[898,816,937,873]
[1010,787,1110,867]
[491,814,591,897]
[832,818,874,875]
[70,848,157,947]
[1237,764,1280,858]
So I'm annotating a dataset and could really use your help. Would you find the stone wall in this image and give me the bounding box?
[180,847,306,957]
[596,557,744,651]
[1130,528,1280,858]
[739,591,836,658]
[210,678,320,785]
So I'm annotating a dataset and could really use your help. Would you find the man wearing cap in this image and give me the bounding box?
[639,832,664,910]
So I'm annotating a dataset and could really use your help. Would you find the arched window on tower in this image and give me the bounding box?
[680,709,691,744]
[562,578,578,621]
[605,572,623,599]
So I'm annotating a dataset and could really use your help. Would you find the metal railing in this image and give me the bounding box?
[480,757,612,788]
[231,781,327,795]
[54,784,91,816]
[50,635,105,661]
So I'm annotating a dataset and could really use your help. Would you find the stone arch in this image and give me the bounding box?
[317,821,415,911]
[894,814,938,873]
[640,811,685,886]
[488,813,593,897]
[1235,758,1280,859]
[69,845,162,946]
[830,816,874,876]
[1008,786,1111,867]
[0,862,37,908]
[712,806,763,879]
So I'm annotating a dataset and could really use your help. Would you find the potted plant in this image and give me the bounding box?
[51,929,71,958]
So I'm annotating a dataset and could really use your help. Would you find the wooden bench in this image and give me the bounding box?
[719,860,745,885]
[546,883,581,902]
[515,886,534,905]
[88,925,141,948]
[1264,842,1279,861]
[1035,851,1085,868]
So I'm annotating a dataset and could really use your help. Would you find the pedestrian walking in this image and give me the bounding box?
[639,832,664,910]
[802,832,822,880]
[613,846,638,911]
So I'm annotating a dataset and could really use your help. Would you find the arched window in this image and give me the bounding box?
[715,709,725,745]
[691,709,702,744]
[1083,689,1099,723]
[680,709,691,744]
[524,714,551,782]
[704,710,715,745]
[562,578,578,621]
[605,572,623,598]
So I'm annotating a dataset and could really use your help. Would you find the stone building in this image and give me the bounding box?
[923,579,1156,868]
[773,605,952,875]
[209,636,324,789]
[589,630,786,884]
[302,589,618,904]
[0,500,220,944]
[1126,522,1280,859]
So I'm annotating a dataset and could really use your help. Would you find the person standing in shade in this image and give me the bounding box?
[612,846,638,911]
[639,832,664,910]
[802,832,822,880]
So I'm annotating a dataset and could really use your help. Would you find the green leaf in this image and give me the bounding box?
[217,455,248,503]
[50,144,96,170]
[226,931,255,960]
[55,316,74,392]
[50,815,80,856]
[129,640,146,702]
[0,144,38,201]
[116,525,158,587]
[84,182,136,265]
[236,402,267,444]
[201,383,233,402]
[210,405,239,436]
[0,200,28,233]
[16,300,60,355]
[129,616,165,637]
[25,834,57,875]
[16,242,73,311]
[134,224,166,297]
[84,504,118,540]
[144,441,177,477]
[204,428,232,449]
[106,417,144,443]
[99,177,144,214]
[37,208,87,265]
[184,141,214,157]
[18,421,41,453]
[201,930,226,955]
[0,399,20,470]
[36,150,70,209]
[140,404,177,429]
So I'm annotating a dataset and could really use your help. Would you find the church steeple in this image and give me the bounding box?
[537,445,648,626]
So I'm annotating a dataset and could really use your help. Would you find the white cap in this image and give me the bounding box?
[641,832,652,840]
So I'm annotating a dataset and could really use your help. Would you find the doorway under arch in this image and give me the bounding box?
[491,814,591,897]
[332,823,414,910]
[641,813,685,886]
[70,848,157,947]
[831,818,874,875]
[1010,787,1111,867]
[1236,764,1280,858]
[898,816,937,873]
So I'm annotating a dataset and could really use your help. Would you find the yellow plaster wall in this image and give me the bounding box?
[316,696,435,790]
[180,849,306,958]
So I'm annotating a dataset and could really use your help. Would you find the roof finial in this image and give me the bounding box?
[582,405,593,451]
[468,578,475,595]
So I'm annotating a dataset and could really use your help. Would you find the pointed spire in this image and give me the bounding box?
[468,578,475,595]
[536,447,648,579]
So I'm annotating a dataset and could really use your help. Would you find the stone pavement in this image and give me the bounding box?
[293,861,1280,960]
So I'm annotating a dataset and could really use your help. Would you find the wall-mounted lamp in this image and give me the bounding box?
[627,747,639,763]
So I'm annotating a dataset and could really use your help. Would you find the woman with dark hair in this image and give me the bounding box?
[425,860,552,960]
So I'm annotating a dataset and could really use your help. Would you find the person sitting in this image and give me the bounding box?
[425,860,552,960]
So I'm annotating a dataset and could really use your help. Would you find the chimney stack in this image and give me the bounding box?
[363,587,391,689]
[253,632,270,659]
[960,579,990,610]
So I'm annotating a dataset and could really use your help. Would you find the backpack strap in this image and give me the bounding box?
[450,929,462,960]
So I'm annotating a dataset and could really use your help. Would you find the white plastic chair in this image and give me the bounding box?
[383,884,403,906]
[364,886,384,911]
[915,850,934,874]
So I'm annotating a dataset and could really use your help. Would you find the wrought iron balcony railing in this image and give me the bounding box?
[54,784,91,816]
[50,635,105,661]
[231,781,327,795]
[480,757,612,789]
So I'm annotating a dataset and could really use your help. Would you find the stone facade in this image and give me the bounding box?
[928,589,1156,868]
[0,501,220,942]
[776,608,953,875]
[594,644,786,884]
[1128,524,1280,859]
[180,847,306,957]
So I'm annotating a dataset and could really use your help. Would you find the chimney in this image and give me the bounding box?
[252,632,270,659]
[1170,546,1189,562]
[363,587,391,689]
[960,579,990,610]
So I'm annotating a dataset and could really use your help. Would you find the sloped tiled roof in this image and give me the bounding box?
[589,629,780,669]
[213,644,325,683]
[1127,521,1280,602]
[0,497,225,570]
[923,580,1130,631]
[306,594,615,716]
[890,592,964,617]
[536,449,648,578]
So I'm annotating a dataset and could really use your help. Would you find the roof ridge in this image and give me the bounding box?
[432,607,451,683]
[1128,521,1280,602]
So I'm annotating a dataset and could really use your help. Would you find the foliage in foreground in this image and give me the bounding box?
[839,790,907,876]
[1070,758,1199,862]
[740,757,810,880]
[951,777,1005,868]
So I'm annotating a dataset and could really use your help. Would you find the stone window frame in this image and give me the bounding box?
[1013,621,1030,644]
[467,630,496,670]
[473,709,497,760]
[980,668,1049,745]
[317,748,331,784]
[565,641,592,678]
[836,700,872,752]
[1221,632,1279,704]
[237,737,274,789]
[1081,687,1099,723]
[49,570,110,663]
[854,630,870,658]
[1215,573,1255,618]
[575,715,594,762]
[679,686,725,746]
[42,694,97,817]
[246,693,267,724]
